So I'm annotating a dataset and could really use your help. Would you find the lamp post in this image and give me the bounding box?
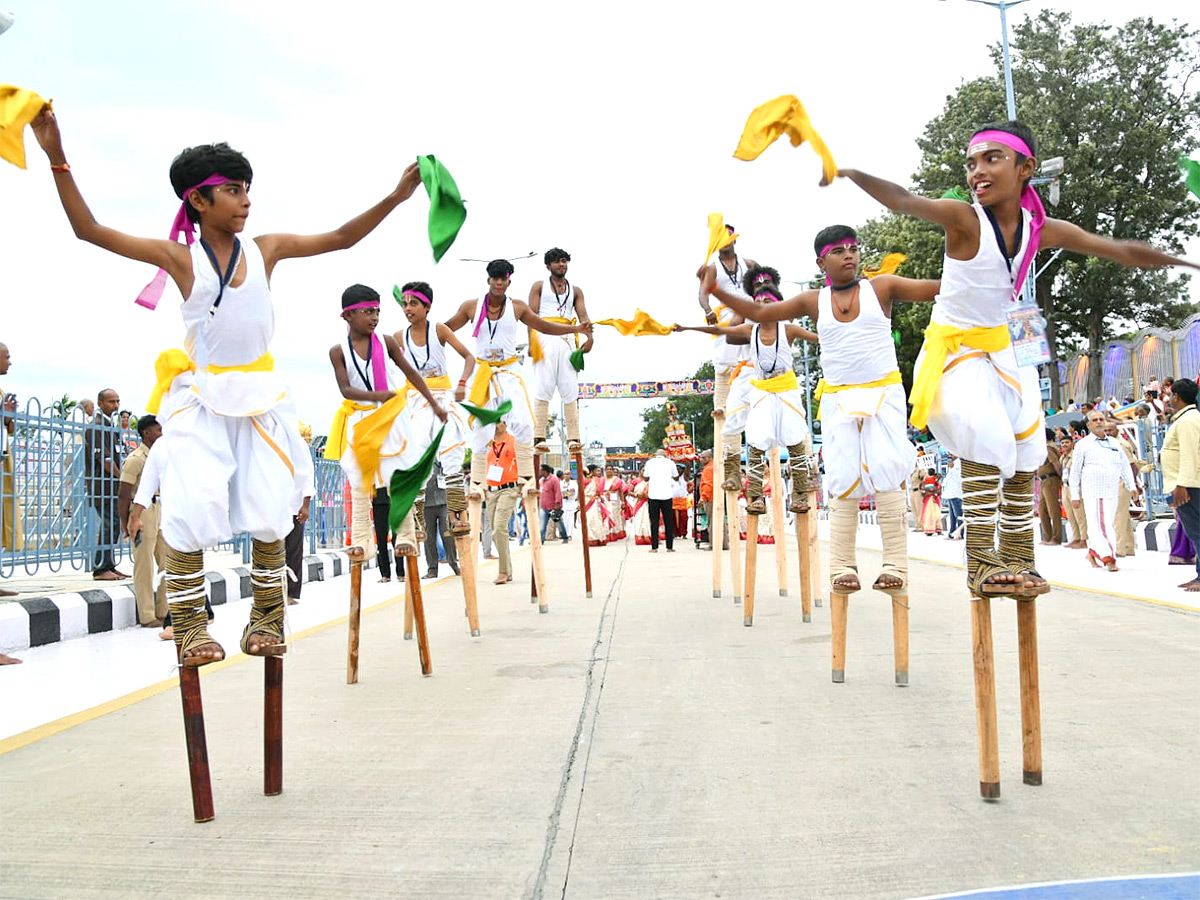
[941,0,1029,120]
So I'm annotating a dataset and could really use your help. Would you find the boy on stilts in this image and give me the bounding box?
[327,284,446,559]
[527,248,593,453]
[712,234,939,596]
[836,121,1197,596]
[33,108,430,666]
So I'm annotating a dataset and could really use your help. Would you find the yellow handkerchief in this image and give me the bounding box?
[733,94,837,184]
[595,310,674,337]
[704,213,738,266]
[864,253,907,279]
[0,86,50,169]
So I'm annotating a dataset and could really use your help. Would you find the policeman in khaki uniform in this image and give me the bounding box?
[118,415,167,627]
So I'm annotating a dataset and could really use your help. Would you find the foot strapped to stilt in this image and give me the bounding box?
[242,540,289,657]
[166,547,224,667]
[872,563,907,595]
[830,565,861,593]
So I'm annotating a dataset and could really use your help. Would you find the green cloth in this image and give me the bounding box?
[388,426,445,533]
[569,349,586,373]
[1180,156,1200,200]
[460,399,513,426]
[941,185,971,202]
[417,155,466,263]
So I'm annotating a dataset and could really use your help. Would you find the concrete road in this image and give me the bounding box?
[1,537,1197,899]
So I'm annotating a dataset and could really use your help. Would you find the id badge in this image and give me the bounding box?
[436,473,447,489]
[487,464,505,483]
[1007,302,1051,367]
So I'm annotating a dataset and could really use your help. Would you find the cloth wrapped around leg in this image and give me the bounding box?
[722,441,741,490]
[533,399,551,450]
[393,508,418,556]
[873,489,909,594]
[165,546,221,665]
[564,401,581,448]
[469,452,487,500]
[962,460,1017,596]
[349,484,375,557]
[516,441,538,497]
[413,490,427,542]
[745,446,766,515]
[243,538,288,656]
[999,470,1047,594]
[786,442,811,512]
[828,495,861,593]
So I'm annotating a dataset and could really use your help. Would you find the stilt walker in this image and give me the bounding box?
[835,120,1197,793]
[444,259,591,604]
[708,238,937,678]
[32,103,435,817]
[327,284,446,677]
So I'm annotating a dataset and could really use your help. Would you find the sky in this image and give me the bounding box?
[1,0,1196,445]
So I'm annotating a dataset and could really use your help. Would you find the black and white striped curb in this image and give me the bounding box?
[0,550,374,653]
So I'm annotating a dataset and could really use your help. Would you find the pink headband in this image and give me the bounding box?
[343,301,380,311]
[752,272,774,286]
[967,130,1044,301]
[818,239,858,285]
[135,174,236,310]
[403,290,431,306]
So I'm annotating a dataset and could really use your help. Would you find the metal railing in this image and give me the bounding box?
[0,400,350,580]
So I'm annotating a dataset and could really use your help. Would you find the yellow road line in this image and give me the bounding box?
[0,565,471,755]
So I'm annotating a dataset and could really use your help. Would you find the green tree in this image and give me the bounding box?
[637,362,715,453]
[855,12,1200,404]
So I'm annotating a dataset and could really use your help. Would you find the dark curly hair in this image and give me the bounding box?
[486,259,515,279]
[168,143,253,224]
[742,265,780,296]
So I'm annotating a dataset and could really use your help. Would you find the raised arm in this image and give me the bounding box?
[514,300,592,336]
[329,345,393,403]
[836,168,977,237]
[31,109,194,291]
[1041,218,1199,271]
[673,323,754,339]
[443,299,478,332]
[384,335,445,419]
[436,322,476,402]
[255,162,423,276]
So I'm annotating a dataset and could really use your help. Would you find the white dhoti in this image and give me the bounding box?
[158,371,305,552]
[336,403,409,494]
[1082,491,1119,564]
[819,382,914,499]
[745,387,809,451]
[468,363,535,453]
[722,363,755,436]
[532,332,579,404]
[398,384,469,472]
[918,342,1045,477]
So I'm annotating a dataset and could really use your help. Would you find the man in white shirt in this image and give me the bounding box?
[1069,409,1138,571]
[642,450,680,552]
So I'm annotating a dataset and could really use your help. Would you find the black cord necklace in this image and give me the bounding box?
[755,323,781,375]
[831,279,860,315]
[485,295,507,345]
[200,237,242,316]
[719,254,741,289]
[551,278,572,316]
[406,321,431,371]
[347,334,373,390]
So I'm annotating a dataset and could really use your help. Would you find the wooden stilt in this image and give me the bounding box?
[809,501,822,607]
[403,565,414,640]
[178,664,214,823]
[831,592,848,683]
[769,449,788,597]
[892,594,909,686]
[711,427,724,598]
[970,594,1001,799]
[573,452,593,598]
[264,657,283,795]
[468,491,483,614]
[457,534,480,636]
[346,546,364,685]
[727,489,743,606]
[1017,597,1042,786]
[531,452,540,606]
[795,509,812,623]
[523,493,549,613]
[405,560,432,676]
[743,514,759,626]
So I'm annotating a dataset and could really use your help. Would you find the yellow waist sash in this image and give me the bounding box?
[528,318,577,363]
[468,356,518,407]
[814,370,902,422]
[351,393,410,483]
[420,374,453,393]
[909,323,1010,430]
[324,398,378,460]
[146,350,275,415]
[750,370,800,393]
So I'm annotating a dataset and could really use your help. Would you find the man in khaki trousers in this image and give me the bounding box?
[1060,436,1088,548]
[118,415,166,627]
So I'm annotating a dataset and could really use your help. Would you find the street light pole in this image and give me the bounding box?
[949,0,1029,120]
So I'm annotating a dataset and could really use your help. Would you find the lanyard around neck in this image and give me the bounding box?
[347,334,374,390]
[200,237,242,316]
[982,207,1024,291]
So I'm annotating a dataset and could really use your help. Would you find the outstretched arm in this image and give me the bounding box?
[31,109,194,292]
[256,162,423,276]
[783,324,819,344]
[514,300,593,336]
[836,168,976,238]
[709,286,820,324]
[385,335,446,420]
[872,275,941,304]
[672,323,754,339]
[436,323,476,402]
[1041,218,1199,270]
